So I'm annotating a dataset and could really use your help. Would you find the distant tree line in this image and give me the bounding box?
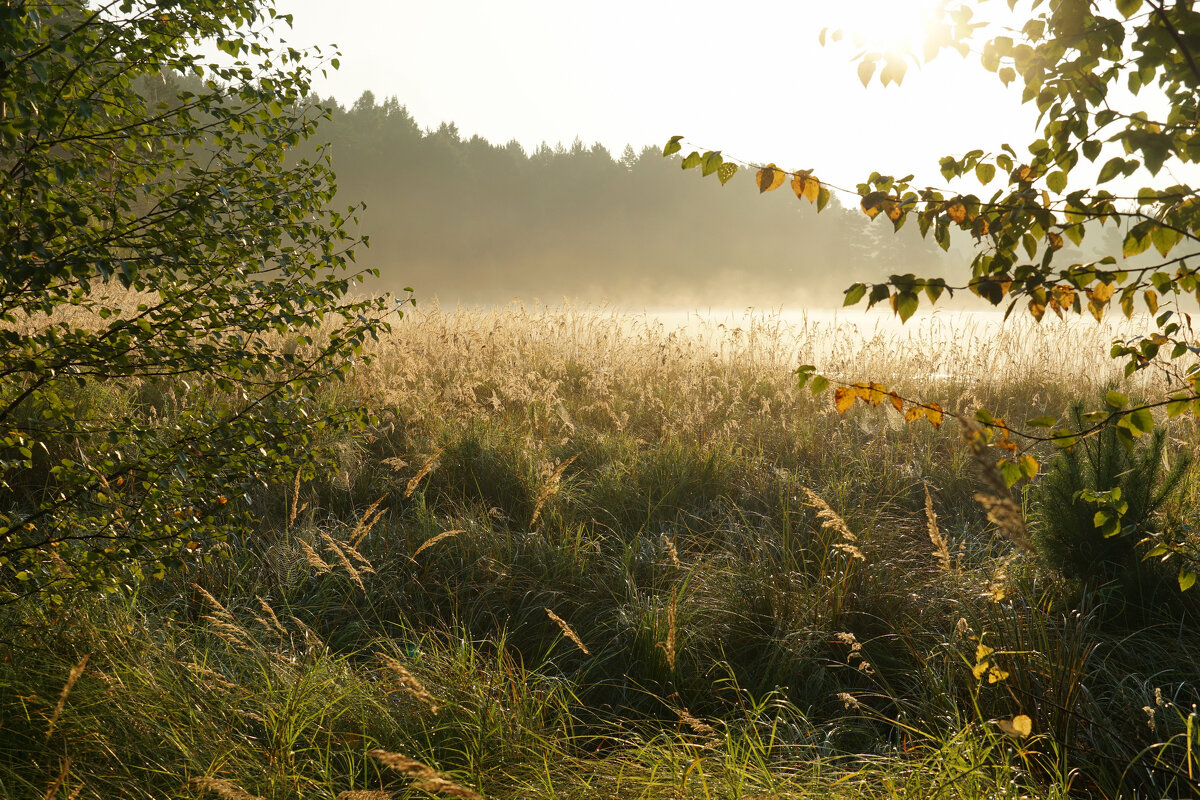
[317,91,958,308]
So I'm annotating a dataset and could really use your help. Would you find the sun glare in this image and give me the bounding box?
[831,0,943,56]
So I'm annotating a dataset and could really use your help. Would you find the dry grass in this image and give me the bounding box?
[351,303,1177,474]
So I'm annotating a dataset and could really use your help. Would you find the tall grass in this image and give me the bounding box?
[2,302,1197,799]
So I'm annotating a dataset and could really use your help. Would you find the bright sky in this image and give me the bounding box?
[268,0,1040,189]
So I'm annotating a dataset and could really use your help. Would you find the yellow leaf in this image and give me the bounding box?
[888,392,903,412]
[1018,165,1036,182]
[1028,296,1046,322]
[972,660,990,679]
[853,382,873,402]
[1047,232,1064,250]
[1144,289,1159,314]
[791,170,819,203]
[975,644,995,662]
[868,382,887,406]
[987,665,1010,683]
[803,175,820,203]
[946,202,967,224]
[904,405,924,422]
[925,403,945,429]
[834,387,856,414]
[756,164,786,193]
[995,714,1032,739]
[1019,454,1039,478]
[1090,281,1115,303]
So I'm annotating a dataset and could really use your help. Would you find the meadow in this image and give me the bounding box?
[2,303,1198,799]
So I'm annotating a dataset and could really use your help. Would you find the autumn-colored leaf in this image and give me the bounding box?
[716,162,738,185]
[946,201,967,223]
[904,405,925,422]
[1091,282,1115,303]
[756,164,786,193]
[995,714,1032,739]
[1028,296,1046,322]
[1047,231,1064,250]
[834,387,856,414]
[802,175,820,203]
[792,170,819,203]
[925,403,945,429]
[888,392,903,412]
[861,191,888,219]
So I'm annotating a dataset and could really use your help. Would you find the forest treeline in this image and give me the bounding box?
[318,91,959,307]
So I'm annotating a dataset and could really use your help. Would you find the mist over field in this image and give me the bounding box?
[311,93,1160,312]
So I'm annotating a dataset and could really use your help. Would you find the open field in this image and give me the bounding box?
[3,304,1199,799]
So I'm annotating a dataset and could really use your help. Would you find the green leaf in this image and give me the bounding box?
[663,136,684,157]
[1180,567,1196,592]
[716,162,738,185]
[1051,429,1078,448]
[1105,391,1130,410]
[681,151,702,170]
[999,460,1023,488]
[1097,157,1125,183]
[844,283,867,306]
[1166,394,1191,418]
[1046,171,1067,194]
[1151,225,1182,257]
[1128,407,1155,435]
[893,291,919,322]
[811,375,830,394]
[701,151,723,177]
[975,162,996,184]
[1026,415,1057,428]
[1116,0,1143,17]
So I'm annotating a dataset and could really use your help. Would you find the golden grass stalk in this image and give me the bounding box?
[802,487,864,561]
[367,751,485,799]
[412,529,463,560]
[349,493,388,546]
[405,446,446,499]
[545,607,590,655]
[45,654,89,740]
[660,590,678,671]
[190,777,264,800]
[256,597,288,639]
[530,453,578,526]
[411,777,485,800]
[379,654,439,713]
[661,533,681,569]
[298,539,332,573]
[343,539,377,572]
[924,483,952,571]
[676,707,719,744]
[367,750,435,778]
[42,756,70,800]
[336,792,392,800]
[288,468,308,528]
[320,532,366,590]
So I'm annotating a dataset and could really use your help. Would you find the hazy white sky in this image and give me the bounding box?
[268,0,1040,189]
